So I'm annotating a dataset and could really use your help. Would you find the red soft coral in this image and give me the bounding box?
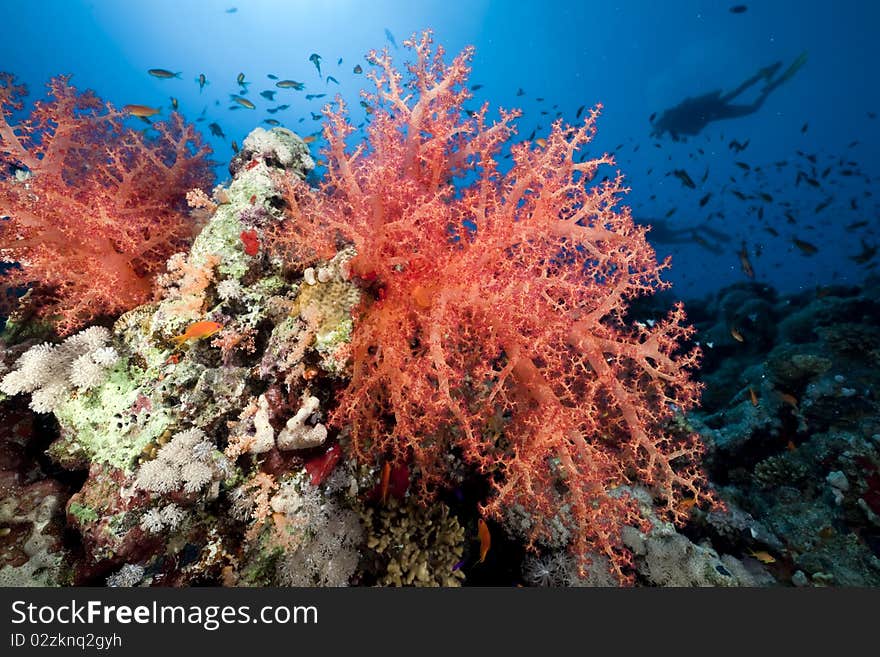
[281,32,718,582]
[0,73,213,335]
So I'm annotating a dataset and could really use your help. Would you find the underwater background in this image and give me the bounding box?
[1,0,879,588]
[7,0,879,296]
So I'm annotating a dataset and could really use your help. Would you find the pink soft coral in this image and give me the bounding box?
[0,73,213,335]
[280,32,717,581]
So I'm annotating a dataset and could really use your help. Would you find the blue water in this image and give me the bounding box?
[3,0,877,298]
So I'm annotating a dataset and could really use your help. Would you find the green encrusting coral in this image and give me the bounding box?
[52,361,170,472]
[67,502,99,524]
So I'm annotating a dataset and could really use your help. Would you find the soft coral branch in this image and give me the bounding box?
[0,73,213,334]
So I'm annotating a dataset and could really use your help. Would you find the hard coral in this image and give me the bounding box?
[362,498,465,587]
[280,31,717,582]
[0,73,214,335]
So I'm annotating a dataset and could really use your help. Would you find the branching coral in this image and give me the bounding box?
[362,498,465,587]
[0,73,214,335]
[278,31,717,582]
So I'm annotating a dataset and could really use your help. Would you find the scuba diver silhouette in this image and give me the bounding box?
[650,51,808,141]
[634,217,732,255]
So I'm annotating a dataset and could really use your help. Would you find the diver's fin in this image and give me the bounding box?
[763,51,808,93]
[758,61,782,81]
[700,225,733,243]
[778,51,808,84]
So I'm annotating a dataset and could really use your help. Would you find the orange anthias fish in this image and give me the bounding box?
[172,321,223,346]
[747,549,776,565]
[148,68,181,79]
[477,518,491,564]
[123,104,161,118]
[730,326,745,343]
[379,461,391,505]
[778,392,800,410]
[738,242,755,279]
[749,386,759,407]
[677,497,697,514]
[230,95,256,110]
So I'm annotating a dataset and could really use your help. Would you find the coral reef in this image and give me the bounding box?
[690,282,880,586]
[0,35,729,588]
[2,34,877,589]
[1,122,360,585]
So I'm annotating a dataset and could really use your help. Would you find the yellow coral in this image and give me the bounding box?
[362,498,465,587]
